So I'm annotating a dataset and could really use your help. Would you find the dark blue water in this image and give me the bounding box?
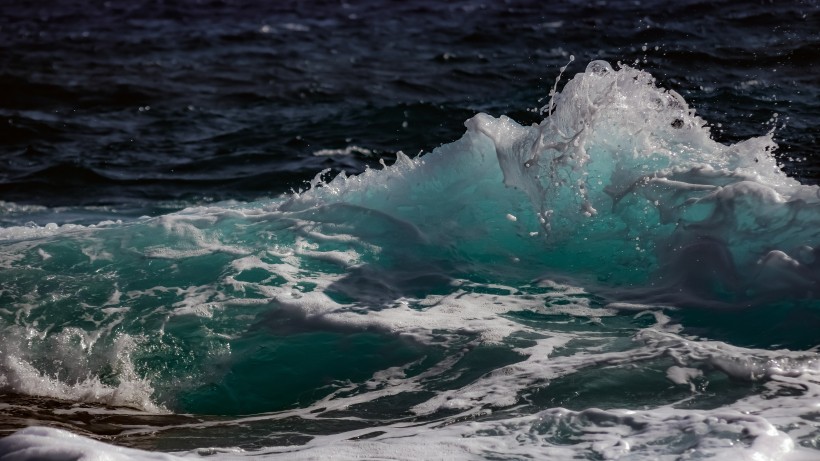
[1,0,817,217]
[1,1,820,460]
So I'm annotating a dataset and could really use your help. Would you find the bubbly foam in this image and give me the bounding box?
[0,327,161,412]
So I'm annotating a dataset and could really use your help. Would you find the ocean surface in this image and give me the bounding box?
[1,0,819,459]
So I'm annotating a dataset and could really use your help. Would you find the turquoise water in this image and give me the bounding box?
[1,62,819,460]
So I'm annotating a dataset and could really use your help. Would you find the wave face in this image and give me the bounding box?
[289,60,820,305]
[1,62,819,460]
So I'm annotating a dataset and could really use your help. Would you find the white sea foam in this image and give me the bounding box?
[0,327,162,413]
[0,427,181,460]
[1,402,815,461]
[312,145,374,157]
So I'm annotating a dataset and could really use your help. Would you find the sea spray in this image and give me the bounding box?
[290,60,820,302]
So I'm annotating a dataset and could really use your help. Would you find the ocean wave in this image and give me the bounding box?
[0,61,818,460]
